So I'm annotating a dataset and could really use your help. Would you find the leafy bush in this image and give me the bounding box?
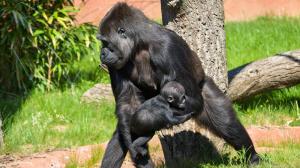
[0,0,99,92]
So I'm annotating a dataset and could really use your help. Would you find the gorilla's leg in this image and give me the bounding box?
[100,130,127,168]
[132,135,154,156]
[132,143,155,168]
[196,77,260,165]
[100,130,154,168]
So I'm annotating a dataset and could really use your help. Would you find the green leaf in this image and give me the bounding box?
[59,6,77,15]
[33,30,44,36]
[32,37,38,47]
[48,16,53,24]
[28,22,33,35]
[47,31,57,49]
[85,34,90,47]
[57,18,67,29]
[42,12,48,21]
[12,11,19,27]
[52,30,63,40]
[36,19,48,27]
[53,11,58,19]
[33,10,39,17]
[55,64,62,80]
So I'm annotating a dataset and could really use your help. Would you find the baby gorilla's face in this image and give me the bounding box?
[167,92,186,109]
[161,81,186,109]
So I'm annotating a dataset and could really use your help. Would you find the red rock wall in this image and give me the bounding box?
[74,0,300,25]
[224,0,300,22]
[74,0,161,25]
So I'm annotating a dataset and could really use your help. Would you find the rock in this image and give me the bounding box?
[81,83,114,103]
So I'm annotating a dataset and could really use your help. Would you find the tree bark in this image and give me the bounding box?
[159,0,227,167]
[228,50,300,101]
[161,0,227,91]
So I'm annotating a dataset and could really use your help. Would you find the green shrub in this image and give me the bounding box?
[0,0,99,92]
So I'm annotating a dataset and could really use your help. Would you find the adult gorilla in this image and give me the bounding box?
[98,2,260,168]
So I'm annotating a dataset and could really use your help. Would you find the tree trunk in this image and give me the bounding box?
[159,0,227,167]
[161,0,227,90]
[228,50,300,101]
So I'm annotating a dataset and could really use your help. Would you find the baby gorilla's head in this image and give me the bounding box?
[161,81,186,109]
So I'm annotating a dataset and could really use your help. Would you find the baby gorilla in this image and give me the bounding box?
[130,81,193,158]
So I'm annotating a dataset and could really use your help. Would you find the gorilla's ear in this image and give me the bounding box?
[134,49,156,90]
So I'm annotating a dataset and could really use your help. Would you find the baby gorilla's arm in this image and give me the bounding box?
[165,110,194,125]
[130,111,193,158]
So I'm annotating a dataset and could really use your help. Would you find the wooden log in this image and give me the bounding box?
[228,50,300,101]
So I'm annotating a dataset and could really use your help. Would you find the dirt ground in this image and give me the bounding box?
[1,126,299,168]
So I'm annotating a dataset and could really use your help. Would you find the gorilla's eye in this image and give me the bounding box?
[117,27,125,34]
[167,96,174,103]
[117,27,126,38]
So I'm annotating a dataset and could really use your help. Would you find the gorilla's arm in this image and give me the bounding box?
[101,69,155,168]
[130,109,193,158]
[108,68,147,160]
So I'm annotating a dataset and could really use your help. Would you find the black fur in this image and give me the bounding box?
[98,3,260,168]
[130,81,194,158]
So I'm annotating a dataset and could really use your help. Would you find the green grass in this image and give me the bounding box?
[289,119,300,126]
[67,51,110,85]
[226,17,300,69]
[236,86,300,126]
[1,16,300,156]
[155,143,300,168]
[65,145,104,168]
[1,81,115,153]
[196,143,300,168]
[226,17,300,125]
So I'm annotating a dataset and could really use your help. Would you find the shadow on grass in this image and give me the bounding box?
[236,86,300,112]
[0,94,26,131]
[159,130,250,168]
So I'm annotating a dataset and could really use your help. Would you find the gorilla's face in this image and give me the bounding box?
[98,3,150,70]
[161,82,187,109]
[97,26,134,70]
